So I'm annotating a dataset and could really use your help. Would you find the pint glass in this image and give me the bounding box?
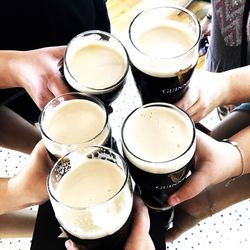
[63,30,129,106]
[39,92,112,159]
[47,146,133,250]
[128,6,201,104]
[121,102,196,210]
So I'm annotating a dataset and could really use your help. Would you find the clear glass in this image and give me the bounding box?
[128,6,201,104]
[47,146,133,249]
[63,30,129,106]
[121,102,196,211]
[39,92,111,158]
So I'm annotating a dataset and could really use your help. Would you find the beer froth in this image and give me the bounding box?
[129,21,198,77]
[54,159,132,239]
[65,41,127,91]
[42,99,109,156]
[122,105,195,173]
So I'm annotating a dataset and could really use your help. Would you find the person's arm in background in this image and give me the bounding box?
[0,106,41,154]
[175,65,250,122]
[165,173,250,242]
[168,127,250,206]
[0,140,52,215]
[0,46,70,110]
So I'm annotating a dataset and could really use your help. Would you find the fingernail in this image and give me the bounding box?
[65,240,72,248]
[169,194,180,206]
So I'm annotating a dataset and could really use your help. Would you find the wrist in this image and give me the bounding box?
[180,188,212,220]
[9,175,35,209]
[217,71,233,105]
[222,139,245,186]
[0,50,23,88]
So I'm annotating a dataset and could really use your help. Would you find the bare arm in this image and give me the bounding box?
[0,46,70,109]
[0,106,41,154]
[0,141,52,215]
[176,65,250,122]
[166,173,250,242]
[168,126,250,206]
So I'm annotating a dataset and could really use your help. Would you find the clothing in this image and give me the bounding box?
[0,0,110,50]
[206,0,250,72]
[205,0,250,113]
[0,0,110,123]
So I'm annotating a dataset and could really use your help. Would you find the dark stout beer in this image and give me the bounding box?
[122,103,196,210]
[63,31,129,106]
[128,7,201,104]
[48,147,133,250]
[65,212,133,250]
[39,93,111,159]
[130,62,195,104]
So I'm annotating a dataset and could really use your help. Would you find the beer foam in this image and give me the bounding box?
[129,20,199,77]
[122,105,196,173]
[42,99,110,156]
[65,41,127,92]
[52,159,132,239]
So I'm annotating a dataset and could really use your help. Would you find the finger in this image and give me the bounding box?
[65,240,79,250]
[36,89,55,110]
[131,196,150,236]
[167,172,209,206]
[124,196,154,250]
[48,74,71,97]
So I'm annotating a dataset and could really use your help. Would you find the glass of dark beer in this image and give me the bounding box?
[39,92,112,160]
[62,30,129,106]
[47,146,134,250]
[128,6,201,104]
[121,102,196,211]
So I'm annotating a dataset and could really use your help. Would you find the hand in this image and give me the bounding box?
[124,196,155,250]
[175,69,226,122]
[65,196,155,250]
[10,140,53,206]
[11,46,70,109]
[168,130,242,206]
[165,189,210,242]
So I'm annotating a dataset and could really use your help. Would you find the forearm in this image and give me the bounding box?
[228,125,250,176]
[206,173,250,216]
[221,65,250,105]
[0,50,23,89]
[182,173,250,223]
[0,177,34,215]
[0,106,41,154]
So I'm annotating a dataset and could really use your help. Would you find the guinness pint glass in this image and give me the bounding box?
[47,146,134,250]
[121,103,196,210]
[128,6,201,104]
[63,30,129,106]
[39,92,112,159]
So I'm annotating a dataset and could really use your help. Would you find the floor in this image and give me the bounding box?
[1,0,250,249]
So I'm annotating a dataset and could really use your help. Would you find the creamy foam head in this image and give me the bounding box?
[129,20,200,77]
[64,34,128,94]
[41,99,110,156]
[122,104,196,173]
[51,158,132,239]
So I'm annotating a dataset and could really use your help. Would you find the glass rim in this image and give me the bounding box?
[128,5,201,60]
[121,102,196,165]
[47,145,130,210]
[39,92,110,148]
[64,30,129,92]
